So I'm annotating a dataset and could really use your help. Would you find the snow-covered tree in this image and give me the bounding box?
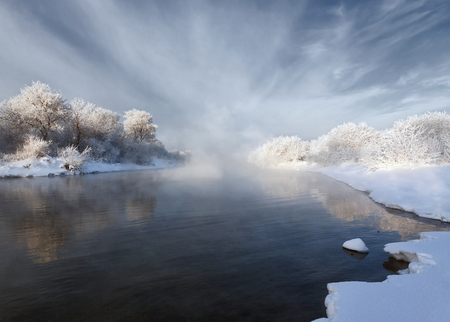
[123,109,157,142]
[249,112,450,169]
[362,112,450,167]
[248,136,309,168]
[309,122,377,165]
[0,81,181,165]
[1,82,70,142]
[68,98,87,149]
[81,104,124,162]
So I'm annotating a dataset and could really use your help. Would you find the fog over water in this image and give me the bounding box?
[1,0,450,153]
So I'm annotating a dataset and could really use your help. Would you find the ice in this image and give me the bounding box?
[342,238,368,253]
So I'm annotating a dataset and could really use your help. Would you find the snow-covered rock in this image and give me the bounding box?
[342,238,369,253]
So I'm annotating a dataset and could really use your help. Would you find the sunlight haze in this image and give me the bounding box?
[1,0,449,153]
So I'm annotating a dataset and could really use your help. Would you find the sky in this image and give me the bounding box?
[1,0,450,154]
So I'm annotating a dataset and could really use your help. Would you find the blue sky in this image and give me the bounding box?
[1,0,450,152]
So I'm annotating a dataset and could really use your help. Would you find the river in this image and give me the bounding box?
[0,167,449,321]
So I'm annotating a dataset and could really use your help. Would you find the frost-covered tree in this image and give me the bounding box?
[81,104,124,162]
[248,136,309,168]
[363,112,450,167]
[123,109,157,142]
[0,81,182,165]
[249,112,450,169]
[68,98,87,149]
[1,82,70,142]
[309,122,377,165]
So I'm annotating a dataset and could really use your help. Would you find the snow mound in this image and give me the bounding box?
[316,231,450,321]
[342,238,369,253]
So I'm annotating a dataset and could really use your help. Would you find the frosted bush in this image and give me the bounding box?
[84,138,122,163]
[123,141,155,165]
[363,112,450,167]
[250,112,450,169]
[123,140,170,164]
[309,123,377,166]
[3,136,51,162]
[58,145,91,171]
[248,136,309,167]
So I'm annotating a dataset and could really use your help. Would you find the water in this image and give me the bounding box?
[0,168,449,321]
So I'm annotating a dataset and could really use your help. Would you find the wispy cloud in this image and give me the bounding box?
[1,0,450,153]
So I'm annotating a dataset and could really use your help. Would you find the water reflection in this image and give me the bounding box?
[342,247,369,261]
[263,170,450,241]
[0,172,159,263]
[0,168,449,322]
[383,256,410,274]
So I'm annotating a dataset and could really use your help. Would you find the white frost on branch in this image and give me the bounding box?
[249,112,450,169]
[248,136,309,168]
[123,108,157,142]
[0,82,187,165]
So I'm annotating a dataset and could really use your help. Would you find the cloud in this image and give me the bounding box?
[0,0,450,154]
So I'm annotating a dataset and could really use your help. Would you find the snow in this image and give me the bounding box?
[276,162,450,322]
[0,156,175,178]
[313,232,450,322]
[283,163,450,223]
[342,238,369,253]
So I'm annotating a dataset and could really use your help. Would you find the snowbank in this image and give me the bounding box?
[283,163,450,223]
[277,162,450,321]
[0,156,175,178]
[314,232,450,322]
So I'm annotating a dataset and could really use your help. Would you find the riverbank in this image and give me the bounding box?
[279,162,450,322]
[314,231,450,322]
[0,156,175,178]
[283,163,450,223]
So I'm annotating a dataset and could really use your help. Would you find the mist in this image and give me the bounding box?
[1,0,450,158]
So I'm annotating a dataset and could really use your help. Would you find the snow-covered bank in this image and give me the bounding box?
[283,163,450,223]
[314,232,450,322]
[276,163,450,322]
[0,157,175,178]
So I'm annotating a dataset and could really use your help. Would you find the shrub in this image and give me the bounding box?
[123,140,170,165]
[309,122,377,165]
[2,136,51,162]
[362,112,450,167]
[58,145,91,171]
[249,112,450,169]
[248,136,309,167]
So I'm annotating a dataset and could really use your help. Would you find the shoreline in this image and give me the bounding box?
[0,157,176,179]
[276,162,450,322]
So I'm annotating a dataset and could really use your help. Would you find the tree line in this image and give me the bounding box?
[0,81,183,165]
[249,111,450,169]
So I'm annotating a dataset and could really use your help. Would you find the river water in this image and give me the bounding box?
[0,167,449,321]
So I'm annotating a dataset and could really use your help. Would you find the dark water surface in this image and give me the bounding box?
[0,167,449,322]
